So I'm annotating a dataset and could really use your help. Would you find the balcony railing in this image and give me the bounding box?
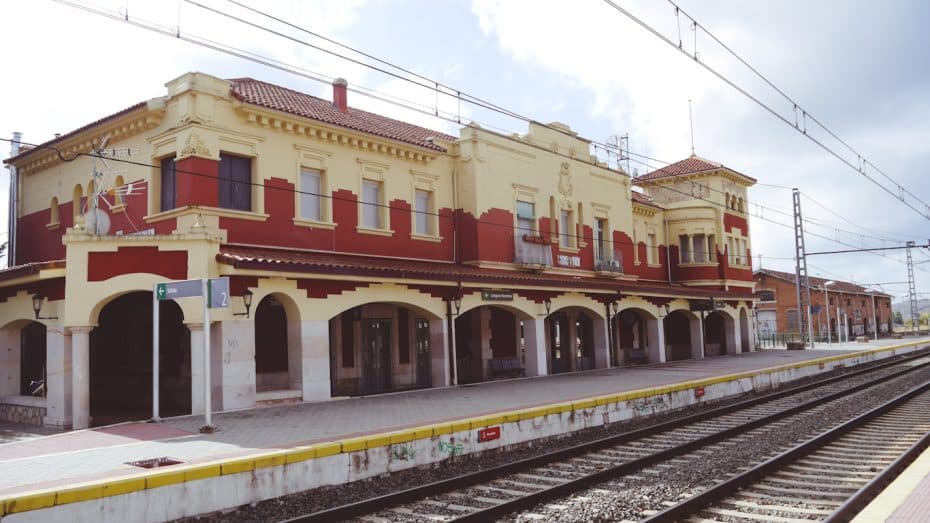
[514,234,553,270]
[594,249,623,274]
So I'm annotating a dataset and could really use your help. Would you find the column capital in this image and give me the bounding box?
[67,325,94,335]
[185,322,204,332]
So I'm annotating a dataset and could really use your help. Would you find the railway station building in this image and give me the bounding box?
[1,72,757,429]
[753,269,893,340]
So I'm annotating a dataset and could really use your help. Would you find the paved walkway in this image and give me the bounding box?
[0,337,925,499]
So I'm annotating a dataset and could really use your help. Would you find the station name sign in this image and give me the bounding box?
[689,298,726,312]
[482,289,514,301]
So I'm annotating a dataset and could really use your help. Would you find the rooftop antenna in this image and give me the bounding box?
[688,99,695,156]
[87,134,138,235]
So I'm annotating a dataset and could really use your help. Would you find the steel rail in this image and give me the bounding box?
[282,348,930,522]
[643,380,930,522]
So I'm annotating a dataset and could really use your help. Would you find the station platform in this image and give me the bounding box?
[1,337,928,522]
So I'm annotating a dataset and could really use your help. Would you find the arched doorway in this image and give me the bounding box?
[664,310,694,361]
[330,302,442,394]
[21,322,47,396]
[546,307,596,374]
[740,309,750,352]
[90,292,189,426]
[254,294,292,393]
[456,306,522,383]
[704,311,728,356]
[616,309,650,364]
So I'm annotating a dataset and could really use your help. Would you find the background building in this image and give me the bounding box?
[1,72,757,429]
[754,268,892,340]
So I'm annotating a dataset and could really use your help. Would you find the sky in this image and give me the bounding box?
[2,0,929,303]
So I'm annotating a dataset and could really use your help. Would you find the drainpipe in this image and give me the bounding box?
[446,298,458,386]
[664,216,672,283]
[7,132,22,267]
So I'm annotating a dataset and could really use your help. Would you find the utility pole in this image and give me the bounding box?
[792,188,814,346]
[906,241,919,335]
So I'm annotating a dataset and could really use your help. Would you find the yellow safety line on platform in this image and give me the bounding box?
[0,340,925,516]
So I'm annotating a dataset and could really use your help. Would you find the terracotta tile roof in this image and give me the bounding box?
[636,155,756,183]
[754,268,891,297]
[229,78,458,152]
[4,102,147,165]
[0,260,65,283]
[631,191,663,209]
[217,244,746,300]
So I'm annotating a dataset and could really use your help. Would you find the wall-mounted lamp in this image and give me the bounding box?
[31,294,58,320]
[234,289,253,318]
[663,304,671,316]
[453,294,462,315]
[544,298,552,315]
[610,301,619,316]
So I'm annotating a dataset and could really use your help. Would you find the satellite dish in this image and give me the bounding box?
[84,208,111,235]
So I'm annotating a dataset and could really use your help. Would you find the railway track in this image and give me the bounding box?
[282,349,930,523]
[645,380,930,522]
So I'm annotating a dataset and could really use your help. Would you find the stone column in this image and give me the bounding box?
[479,307,493,380]
[522,318,548,377]
[593,316,610,369]
[729,317,741,355]
[70,326,93,430]
[300,320,331,401]
[187,323,205,415]
[567,311,578,372]
[0,326,19,398]
[44,327,72,427]
[430,319,450,387]
[650,317,666,364]
[690,316,704,359]
[211,320,255,411]
[288,319,303,392]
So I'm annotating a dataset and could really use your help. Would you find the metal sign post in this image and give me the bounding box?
[153,278,228,432]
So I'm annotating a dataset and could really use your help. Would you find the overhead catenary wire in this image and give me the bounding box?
[52,0,921,254]
[602,0,930,222]
[26,2,930,271]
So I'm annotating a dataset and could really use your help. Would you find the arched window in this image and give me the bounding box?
[49,197,59,225]
[72,184,83,223]
[725,192,730,208]
[738,197,744,213]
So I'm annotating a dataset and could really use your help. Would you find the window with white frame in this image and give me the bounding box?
[414,189,431,235]
[516,200,536,236]
[647,233,657,264]
[560,209,574,248]
[361,179,383,229]
[300,168,323,221]
[595,218,608,261]
[693,234,706,263]
[679,235,691,263]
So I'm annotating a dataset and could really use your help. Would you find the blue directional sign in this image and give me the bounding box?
[207,277,230,309]
[155,279,202,301]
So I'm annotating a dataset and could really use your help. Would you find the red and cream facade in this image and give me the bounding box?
[1,72,757,429]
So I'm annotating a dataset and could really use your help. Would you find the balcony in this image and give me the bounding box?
[514,234,553,271]
[594,249,623,277]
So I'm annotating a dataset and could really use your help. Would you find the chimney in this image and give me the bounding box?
[332,78,348,113]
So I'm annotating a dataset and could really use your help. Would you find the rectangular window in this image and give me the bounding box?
[300,168,322,221]
[361,180,383,229]
[414,189,431,235]
[679,235,691,263]
[693,234,706,263]
[218,153,251,211]
[560,210,573,247]
[516,200,535,236]
[647,233,657,264]
[160,157,176,212]
[596,218,608,261]
[707,235,715,263]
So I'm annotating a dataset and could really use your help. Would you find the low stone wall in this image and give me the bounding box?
[0,401,46,426]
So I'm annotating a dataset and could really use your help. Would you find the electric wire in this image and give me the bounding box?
[602,0,930,221]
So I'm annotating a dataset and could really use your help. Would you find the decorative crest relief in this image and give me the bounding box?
[558,162,573,198]
[180,133,211,158]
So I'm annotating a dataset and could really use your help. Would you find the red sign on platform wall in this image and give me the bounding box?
[694,386,705,398]
[478,426,501,442]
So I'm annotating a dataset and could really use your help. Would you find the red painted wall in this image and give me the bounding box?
[16,180,175,265]
[175,156,219,208]
[88,246,188,281]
